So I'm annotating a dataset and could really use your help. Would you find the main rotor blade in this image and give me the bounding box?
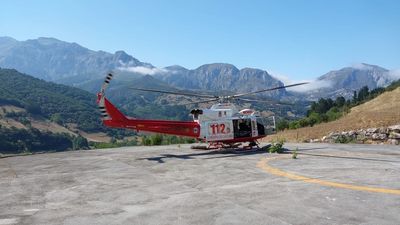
[129,87,217,98]
[232,82,309,98]
[176,98,220,106]
[237,98,294,105]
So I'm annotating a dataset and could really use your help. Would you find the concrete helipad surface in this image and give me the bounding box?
[0,143,400,225]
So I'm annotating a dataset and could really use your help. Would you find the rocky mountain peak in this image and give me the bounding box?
[164,65,189,71]
[0,36,17,44]
[0,37,147,83]
[308,63,394,99]
[195,63,239,75]
[34,37,64,45]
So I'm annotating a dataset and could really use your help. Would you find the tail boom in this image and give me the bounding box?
[104,118,200,138]
[98,94,200,138]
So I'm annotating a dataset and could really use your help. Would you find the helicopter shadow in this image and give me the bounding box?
[137,148,270,163]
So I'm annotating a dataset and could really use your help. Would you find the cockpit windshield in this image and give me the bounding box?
[256,116,276,135]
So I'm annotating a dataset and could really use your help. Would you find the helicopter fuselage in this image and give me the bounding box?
[192,103,273,143]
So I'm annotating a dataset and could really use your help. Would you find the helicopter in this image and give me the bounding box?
[97,73,307,149]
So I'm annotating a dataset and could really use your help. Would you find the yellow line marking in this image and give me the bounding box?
[257,156,400,195]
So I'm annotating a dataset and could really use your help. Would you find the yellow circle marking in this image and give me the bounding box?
[257,156,400,195]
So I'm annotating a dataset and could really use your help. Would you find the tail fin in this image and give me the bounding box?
[97,72,127,122]
[98,94,127,122]
[96,72,200,138]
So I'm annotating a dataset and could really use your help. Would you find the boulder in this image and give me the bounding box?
[371,133,387,140]
[389,132,400,139]
[357,130,366,136]
[388,124,400,132]
[356,134,367,141]
[328,131,340,137]
[310,139,320,143]
[366,128,379,133]
[388,139,399,145]
[378,127,388,134]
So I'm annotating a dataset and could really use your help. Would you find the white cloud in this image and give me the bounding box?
[117,66,168,75]
[289,80,332,92]
[270,71,331,92]
[269,71,293,85]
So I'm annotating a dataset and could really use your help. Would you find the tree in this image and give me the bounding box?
[298,118,309,127]
[315,98,332,114]
[25,103,42,115]
[50,113,63,124]
[289,121,300,129]
[72,135,89,150]
[276,119,289,131]
[352,91,358,103]
[335,96,345,108]
[357,86,369,102]
[326,107,340,121]
[308,112,320,126]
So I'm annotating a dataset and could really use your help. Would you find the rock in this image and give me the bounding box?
[378,127,388,134]
[371,133,387,140]
[357,130,366,136]
[388,124,400,132]
[388,139,399,145]
[389,132,400,139]
[366,128,379,133]
[328,132,339,137]
[310,139,320,143]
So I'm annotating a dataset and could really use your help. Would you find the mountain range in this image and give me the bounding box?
[0,36,399,100]
[305,63,397,99]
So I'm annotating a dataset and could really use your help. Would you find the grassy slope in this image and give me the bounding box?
[265,87,400,142]
[0,105,111,142]
[0,68,113,142]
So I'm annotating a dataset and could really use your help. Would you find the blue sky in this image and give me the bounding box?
[1,0,399,81]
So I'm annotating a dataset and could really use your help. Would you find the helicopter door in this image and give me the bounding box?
[205,120,234,142]
[251,118,259,137]
[233,119,252,138]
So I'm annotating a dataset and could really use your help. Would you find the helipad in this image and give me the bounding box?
[0,143,399,225]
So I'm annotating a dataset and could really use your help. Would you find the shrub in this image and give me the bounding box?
[269,138,285,153]
[335,135,355,144]
[289,121,300,129]
[292,147,298,159]
[150,134,163,145]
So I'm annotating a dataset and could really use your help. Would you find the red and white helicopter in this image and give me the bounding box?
[97,73,307,149]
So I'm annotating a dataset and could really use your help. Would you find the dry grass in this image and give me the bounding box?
[0,105,112,142]
[79,131,112,142]
[30,119,76,135]
[0,118,26,129]
[0,105,26,115]
[265,87,400,142]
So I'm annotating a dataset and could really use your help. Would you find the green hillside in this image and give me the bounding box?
[0,68,135,153]
[0,68,104,132]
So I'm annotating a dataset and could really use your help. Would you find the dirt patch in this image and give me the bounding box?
[0,105,26,116]
[79,131,111,142]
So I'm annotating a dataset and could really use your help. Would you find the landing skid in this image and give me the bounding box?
[191,141,270,152]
